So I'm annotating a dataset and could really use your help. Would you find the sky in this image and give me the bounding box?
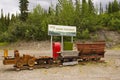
[0,0,120,16]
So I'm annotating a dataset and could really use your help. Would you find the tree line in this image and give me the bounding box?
[0,0,120,42]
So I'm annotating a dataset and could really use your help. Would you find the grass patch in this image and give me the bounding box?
[111,45,120,50]
[0,42,9,46]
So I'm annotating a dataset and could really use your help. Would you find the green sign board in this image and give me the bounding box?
[48,25,76,36]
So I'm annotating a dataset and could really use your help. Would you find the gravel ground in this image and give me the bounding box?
[0,50,120,80]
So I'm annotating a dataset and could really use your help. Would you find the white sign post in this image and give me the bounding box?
[48,24,76,52]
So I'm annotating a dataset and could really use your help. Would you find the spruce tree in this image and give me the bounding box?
[108,2,113,13]
[19,0,29,21]
[6,13,10,26]
[99,2,103,14]
[88,0,95,14]
[58,0,75,25]
[48,6,54,15]
[0,9,4,24]
[81,0,88,16]
[112,0,119,13]
[56,4,61,17]
[74,0,81,27]
[75,0,81,14]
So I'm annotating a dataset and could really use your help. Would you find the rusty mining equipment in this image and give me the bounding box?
[3,41,106,70]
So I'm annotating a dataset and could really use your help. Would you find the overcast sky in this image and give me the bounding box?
[0,0,120,16]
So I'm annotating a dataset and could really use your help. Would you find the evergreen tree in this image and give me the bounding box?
[108,2,113,13]
[112,0,119,12]
[81,0,89,16]
[107,0,119,13]
[0,9,4,24]
[55,4,60,16]
[48,6,54,16]
[105,4,108,13]
[48,6,56,24]
[0,9,4,32]
[119,2,120,9]
[0,9,6,31]
[57,0,75,25]
[88,0,95,14]
[11,14,16,23]
[99,2,103,14]
[74,0,81,27]
[6,13,10,26]
[19,0,29,21]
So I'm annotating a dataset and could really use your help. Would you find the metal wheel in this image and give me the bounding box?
[47,59,53,64]
[29,67,34,70]
[28,59,35,67]
[96,58,101,61]
[16,68,21,71]
[16,59,23,68]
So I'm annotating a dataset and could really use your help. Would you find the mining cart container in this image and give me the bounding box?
[76,41,105,60]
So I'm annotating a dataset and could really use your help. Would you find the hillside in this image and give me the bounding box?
[92,30,120,48]
[0,30,119,50]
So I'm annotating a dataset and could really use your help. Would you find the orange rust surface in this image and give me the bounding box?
[76,41,105,54]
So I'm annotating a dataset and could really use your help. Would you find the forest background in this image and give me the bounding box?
[0,0,120,43]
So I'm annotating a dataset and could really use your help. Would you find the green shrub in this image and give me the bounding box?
[108,18,120,30]
[77,28,90,39]
[0,32,17,42]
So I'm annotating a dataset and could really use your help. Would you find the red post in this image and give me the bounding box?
[52,42,61,59]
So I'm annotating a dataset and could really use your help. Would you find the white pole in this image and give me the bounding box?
[51,36,53,54]
[71,36,73,43]
[61,36,63,51]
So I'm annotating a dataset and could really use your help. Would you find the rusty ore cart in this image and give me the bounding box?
[76,41,105,61]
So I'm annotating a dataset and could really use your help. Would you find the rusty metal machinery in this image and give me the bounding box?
[3,50,36,70]
[76,41,105,61]
[3,41,106,70]
[3,49,55,70]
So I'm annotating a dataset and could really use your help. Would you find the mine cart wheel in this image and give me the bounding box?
[47,59,53,64]
[28,59,35,67]
[37,60,45,65]
[29,67,34,70]
[82,59,86,61]
[96,58,100,61]
[91,58,95,61]
[73,58,77,61]
[92,58,100,61]
[16,59,23,68]
[16,68,21,71]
